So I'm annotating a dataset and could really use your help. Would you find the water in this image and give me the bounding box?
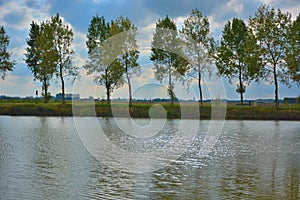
[0,116,299,199]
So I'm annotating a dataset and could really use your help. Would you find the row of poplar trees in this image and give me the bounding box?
[149,5,300,109]
[84,5,300,109]
[0,4,299,109]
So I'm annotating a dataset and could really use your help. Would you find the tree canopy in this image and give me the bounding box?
[85,15,125,104]
[287,13,300,84]
[0,26,15,80]
[180,8,215,106]
[110,16,140,106]
[25,21,58,102]
[150,16,188,105]
[50,13,78,104]
[249,4,292,109]
[25,14,77,103]
[216,18,261,105]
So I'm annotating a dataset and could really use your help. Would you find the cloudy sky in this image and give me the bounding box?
[0,0,299,100]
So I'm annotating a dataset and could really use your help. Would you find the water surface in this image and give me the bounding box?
[0,116,299,199]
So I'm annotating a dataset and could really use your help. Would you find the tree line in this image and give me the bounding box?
[0,4,299,109]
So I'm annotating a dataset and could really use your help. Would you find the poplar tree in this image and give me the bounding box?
[180,9,215,106]
[216,18,260,106]
[0,26,15,80]
[110,16,140,107]
[249,5,292,109]
[50,14,77,104]
[85,15,124,104]
[287,13,300,84]
[25,21,58,102]
[150,16,188,105]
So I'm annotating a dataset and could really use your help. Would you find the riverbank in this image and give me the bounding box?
[0,101,299,120]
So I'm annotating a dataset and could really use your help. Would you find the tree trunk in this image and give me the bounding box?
[43,77,48,103]
[125,57,132,107]
[42,75,48,103]
[239,68,244,106]
[198,67,203,107]
[126,72,132,107]
[105,69,110,104]
[60,65,65,104]
[169,65,173,105]
[273,65,279,110]
[106,84,110,104]
[240,90,244,106]
[106,81,110,104]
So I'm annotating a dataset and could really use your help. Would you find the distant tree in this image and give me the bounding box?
[249,5,292,109]
[150,16,188,105]
[216,18,261,106]
[110,16,140,107]
[180,8,215,106]
[50,13,78,104]
[25,22,40,75]
[25,21,58,103]
[85,15,124,104]
[0,26,15,80]
[287,13,300,84]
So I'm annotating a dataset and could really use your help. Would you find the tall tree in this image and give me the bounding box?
[287,13,300,84]
[249,5,292,109]
[180,8,215,106]
[150,16,188,105]
[25,22,40,75]
[50,13,78,104]
[85,15,124,104]
[110,16,140,107]
[25,21,58,103]
[216,18,260,106]
[0,26,15,80]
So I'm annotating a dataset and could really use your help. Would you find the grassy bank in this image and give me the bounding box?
[0,100,299,120]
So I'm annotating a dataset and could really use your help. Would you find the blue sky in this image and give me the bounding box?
[0,0,299,100]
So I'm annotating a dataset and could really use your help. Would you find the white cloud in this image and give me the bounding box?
[73,29,88,67]
[0,0,51,30]
[282,4,300,20]
[0,75,39,97]
[227,0,244,15]
[174,15,188,30]
[11,46,26,63]
[136,24,156,56]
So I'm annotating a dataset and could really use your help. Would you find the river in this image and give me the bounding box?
[0,116,299,199]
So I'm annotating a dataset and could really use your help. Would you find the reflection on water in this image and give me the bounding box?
[0,116,299,199]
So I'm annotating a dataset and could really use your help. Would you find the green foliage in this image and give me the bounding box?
[0,26,15,80]
[216,18,261,105]
[110,16,140,106]
[25,21,58,103]
[50,13,78,104]
[42,92,52,102]
[86,15,110,54]
[249,4,292,109]
[25,14,77,104]
[236,83,246,94]
[180,9,215,105]
[287,13,300,84]
[85,15,125,104]
[24,21,40,72]
[150,16,188,105]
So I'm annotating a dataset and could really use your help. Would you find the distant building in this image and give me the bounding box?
[56,93,80,100]
[283,97,299,104]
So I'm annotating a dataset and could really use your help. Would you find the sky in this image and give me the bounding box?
[0,0,299,100]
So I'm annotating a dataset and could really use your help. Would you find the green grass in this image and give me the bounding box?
[0,100,299,120]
